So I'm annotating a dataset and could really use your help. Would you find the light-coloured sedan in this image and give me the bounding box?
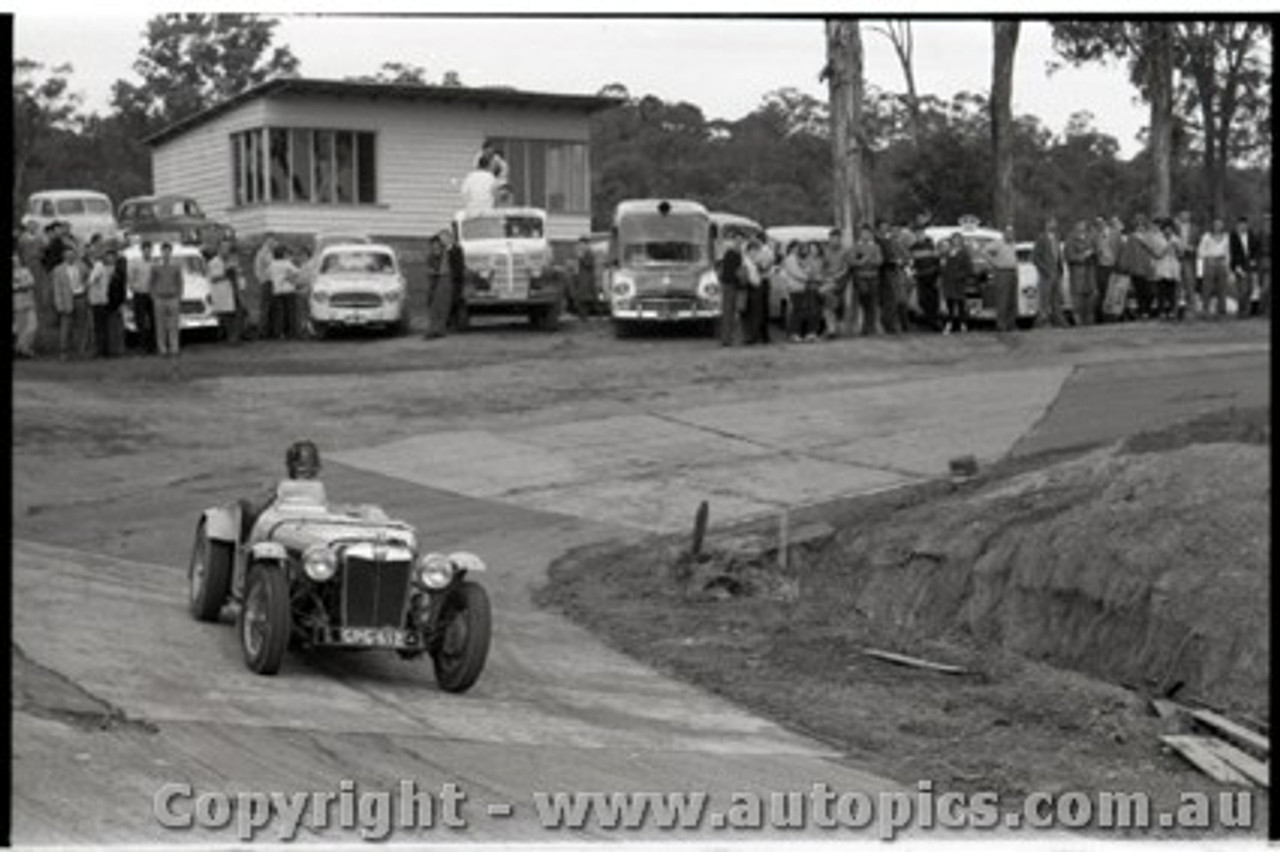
[308,243,409,336]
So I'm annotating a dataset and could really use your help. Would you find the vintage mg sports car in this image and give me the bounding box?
[188,479,491,693]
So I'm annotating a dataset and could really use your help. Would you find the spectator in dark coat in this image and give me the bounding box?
[718,236,745,346]
[446,228,468,331]
[1229,216,1260,318]
[939,233,973,334]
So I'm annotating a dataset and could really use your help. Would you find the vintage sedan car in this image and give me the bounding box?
[313,231,372,255]
[188,479,492,693]
[23,189,120,244]
[121,244,222,338]
[454,207,563,330]
[922,222,1038,327]
[118,194,235,256]
[308,243,410,336]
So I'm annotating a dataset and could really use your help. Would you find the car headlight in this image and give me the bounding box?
[312,290,330,304]
[416,552,454,590]
[384,289,402,302]
[697,271,720,301]
[303,544,337,582]
[611,275,636,300]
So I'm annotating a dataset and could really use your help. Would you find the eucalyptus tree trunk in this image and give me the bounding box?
[991,21,1020,231]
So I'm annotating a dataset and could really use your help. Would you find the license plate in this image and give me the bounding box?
[339,626,408,647]
[344,312,368,325]
[966,298,984,314]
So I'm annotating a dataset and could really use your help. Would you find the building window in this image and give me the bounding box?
[231,127,377,206]
[489,138,589,214]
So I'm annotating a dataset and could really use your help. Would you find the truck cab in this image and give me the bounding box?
[453,207,562,330]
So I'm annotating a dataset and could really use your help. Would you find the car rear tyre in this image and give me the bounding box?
[189,520,233,622]
[239,565,291,675]
[432,581,491,693]
[393,311,411,336]
[312,321,331,339]
[612,320,632,339]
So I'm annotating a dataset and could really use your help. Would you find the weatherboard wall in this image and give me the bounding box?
[150,93,593,243]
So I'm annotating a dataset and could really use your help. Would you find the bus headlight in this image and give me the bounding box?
[611,275,636,300]
[697,271,721,302]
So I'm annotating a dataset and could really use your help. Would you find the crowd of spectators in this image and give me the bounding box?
[713,209,1269,346]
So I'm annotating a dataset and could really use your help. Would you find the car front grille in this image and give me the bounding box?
[638,297,698,312]
[330,292,384,309]
[180,299,206,315]
[341,549,411,628]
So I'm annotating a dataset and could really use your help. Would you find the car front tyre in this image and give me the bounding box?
[432,581,491,693]
[189,520,233,622]
[239,564,291,675]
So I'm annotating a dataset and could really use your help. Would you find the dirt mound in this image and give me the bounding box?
[821,441,1269,720]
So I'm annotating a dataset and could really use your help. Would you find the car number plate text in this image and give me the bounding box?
[345,312,368,325]
[339,627,408,647]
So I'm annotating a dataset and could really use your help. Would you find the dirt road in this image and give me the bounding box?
[12,319,1269,843]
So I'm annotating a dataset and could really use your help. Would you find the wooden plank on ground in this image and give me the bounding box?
[863,648,967,675]
[1161,735,1256,786]
[1198,738,1270,788]
[1151,698,1187,720]
[1190,708,1270,757]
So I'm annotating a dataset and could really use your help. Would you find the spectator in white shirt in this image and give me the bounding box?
[460,154,498,215]
[1197,219,1231,318]
[267,244,301,339]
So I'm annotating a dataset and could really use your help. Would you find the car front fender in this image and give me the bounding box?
[248,541,288,566]
[202,505,240,545]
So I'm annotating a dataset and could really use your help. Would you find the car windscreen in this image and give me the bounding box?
[320,251,395,274]
[54,199,87,215]
[718,223,764,243]
[618,214,709,265]
[159,199,202,218]
[459,216,544,241]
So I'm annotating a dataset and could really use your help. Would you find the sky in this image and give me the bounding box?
[11,11,1202,159]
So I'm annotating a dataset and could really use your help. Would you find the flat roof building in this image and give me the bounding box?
[144,76,619,248]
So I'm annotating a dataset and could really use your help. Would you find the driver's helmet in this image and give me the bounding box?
[286,440,321,480]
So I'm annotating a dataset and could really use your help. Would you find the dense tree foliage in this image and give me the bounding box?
[589,79,1269,236]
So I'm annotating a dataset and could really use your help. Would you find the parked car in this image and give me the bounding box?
[710,211,766,251]
[921,221,1038,327]
[23,190,120,244]
[313,232,372,255]
[605,198,720,337]
[765,225,834,320]
[308,243,410,336]
[188,478,491,692]
[453,207,562,331]
[117,195,235,256]
[121,244,222,339]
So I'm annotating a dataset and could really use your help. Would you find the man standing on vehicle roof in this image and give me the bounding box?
[461,154,499,215]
